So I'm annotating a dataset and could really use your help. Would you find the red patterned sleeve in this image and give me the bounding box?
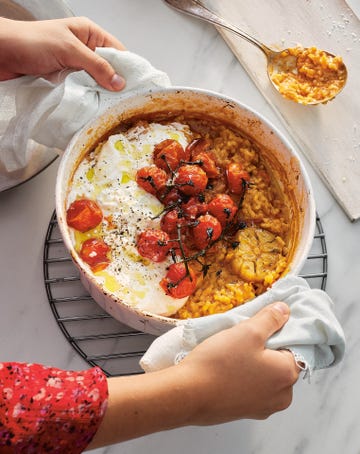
[0,362,108,453]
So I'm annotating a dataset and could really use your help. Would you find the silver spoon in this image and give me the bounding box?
[164,0,347,105]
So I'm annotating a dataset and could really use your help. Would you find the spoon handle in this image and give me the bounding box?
[163,0,272,57]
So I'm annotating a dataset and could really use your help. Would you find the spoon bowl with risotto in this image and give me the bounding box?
[164,0,348,105]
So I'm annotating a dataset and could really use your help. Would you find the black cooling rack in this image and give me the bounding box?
[43,211,327,377]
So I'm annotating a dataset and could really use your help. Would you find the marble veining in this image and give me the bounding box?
[1,1,360,453]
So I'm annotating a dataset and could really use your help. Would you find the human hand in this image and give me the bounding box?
[179,301,300,423]
[0,16,126,91]
[88,302,299,449]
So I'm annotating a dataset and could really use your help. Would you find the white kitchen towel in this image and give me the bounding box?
[140,276,346,375]
[0,49,171,172]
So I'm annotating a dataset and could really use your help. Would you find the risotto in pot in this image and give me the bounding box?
[65,115,293,319]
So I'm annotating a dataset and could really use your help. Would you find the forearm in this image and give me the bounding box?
[0,17,13,42]
[88,303,299,450]
[0,363,108,453]
[87,364,198,449]
[0,17,21,79]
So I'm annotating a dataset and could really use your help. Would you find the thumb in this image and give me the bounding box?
[249,302,290,344]
[68,44,126,91]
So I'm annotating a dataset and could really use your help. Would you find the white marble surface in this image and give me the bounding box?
[0,1,359,453]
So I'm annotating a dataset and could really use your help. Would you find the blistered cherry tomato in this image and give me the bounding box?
[182,196,208,220]
[136,166,168,195]
[188,139,219,178]
[160,209,187,234]
[226,162,250,195]
[153,139,187,172]
[168,237,192,260]
[186,138,211,156]
[79,238,110,270]
[192,214,222,250]
[208,194,238,227]
[137,229,171,262]
[192,151,219,178]
[157,187,182,207]
[66,199,103,232]
[160,262,197,298]
[174,164,208,196]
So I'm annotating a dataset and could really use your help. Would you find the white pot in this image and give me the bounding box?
[56,87,316,335]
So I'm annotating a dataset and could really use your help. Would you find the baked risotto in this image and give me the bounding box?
[270,46,346,104]
[66,116,292,319]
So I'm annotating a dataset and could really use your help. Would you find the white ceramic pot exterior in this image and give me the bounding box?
[56,87,316,335]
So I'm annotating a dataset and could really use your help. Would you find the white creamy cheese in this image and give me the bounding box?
[67,122,192,316]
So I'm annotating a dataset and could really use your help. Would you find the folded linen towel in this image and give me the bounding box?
[0,49,170,172]
[140,276,346,376]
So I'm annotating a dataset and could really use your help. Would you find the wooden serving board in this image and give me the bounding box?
[210,0,360,221]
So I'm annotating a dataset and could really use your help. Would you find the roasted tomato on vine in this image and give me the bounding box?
[160,262,197,298]
[188,139,219,178]
[168,238,192,261]
[160,209,187,234]
[66,198,103,232]
[208,194,238,227]
[226,162,250,195]
[174,164,208,196]
[137,229,171,262]
[182,196,208,220]
[186,138,211,156]
[136,166,168,195]
[79,238,110,271]
[157,187,182,207]
[193,151,219,178]
[192,214,222,250]
[153,139,187,172]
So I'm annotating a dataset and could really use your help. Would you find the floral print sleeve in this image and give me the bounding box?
[0,362,108,453]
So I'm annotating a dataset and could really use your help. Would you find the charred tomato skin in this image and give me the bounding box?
[160,209,187,234]
[226,162,250,195]
[153,139,187,172]
[192,151,219,178]
[137,229,171,262]
[181,196,208,220]
[174,164,208,196]
[136,166,168,196]
[160,262,197,298]
[157,187,183,207]
[208,193,238,227]
[186,138,211,156]
[192,214,222,250]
